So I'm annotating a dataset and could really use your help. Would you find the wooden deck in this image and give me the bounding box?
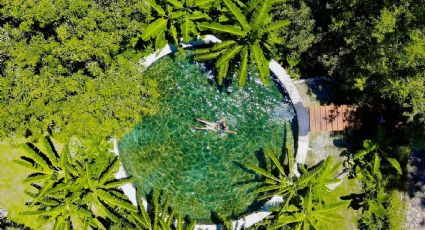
[309,105,357,132]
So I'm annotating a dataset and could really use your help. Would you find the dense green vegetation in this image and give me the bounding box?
[246,148,348,229]
[0,0,423,229]
[303,0,425,147]
[0,0,159,141]
[17,137,137,229]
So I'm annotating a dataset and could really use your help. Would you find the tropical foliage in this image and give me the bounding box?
[127,190,196,230]
[343,139,404,229]
[304,0,425,146]
[16,137,135,229]
[246,148,348,229]
[193,0,290,87]
[0,0,159,141]
[143,0,220,48]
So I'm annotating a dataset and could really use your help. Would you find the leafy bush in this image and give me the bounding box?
[0,0,159,141]
[17,137,135,229]
[246,148,348,229]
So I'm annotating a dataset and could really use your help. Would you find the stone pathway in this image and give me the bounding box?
[406,150,425,229]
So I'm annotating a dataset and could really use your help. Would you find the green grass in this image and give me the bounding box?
[0,139,50,229]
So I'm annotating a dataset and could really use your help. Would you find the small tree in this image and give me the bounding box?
[246,148,347,229]
[193,0,290,87]
[128,189,196,230]
[143,0,219,49]
[17,137,135,229]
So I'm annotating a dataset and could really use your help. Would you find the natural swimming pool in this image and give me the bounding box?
[119,55,296,222]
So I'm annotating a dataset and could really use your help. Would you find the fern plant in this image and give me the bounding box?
[269,191,347,229]
[17,137,135,230]
[245,148,340,208]
[192,0,290,87]
[245,148,347,229]
[143,0,219,49]
[128,189,196,230]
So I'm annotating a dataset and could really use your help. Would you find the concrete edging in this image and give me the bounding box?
[114,36,310,230]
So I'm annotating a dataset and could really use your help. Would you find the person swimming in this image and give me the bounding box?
[195,118,237,134]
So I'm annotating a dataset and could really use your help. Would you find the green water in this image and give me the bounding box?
[119,56,295,222]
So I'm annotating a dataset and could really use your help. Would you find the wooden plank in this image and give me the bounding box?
[331,105,339,131]
[341,105,348,129]
[326,105,335,131]
[337,105,344,130]
[346,106,357,129]
[320,106,327,131]
[315,106,321,132]
[309,107,315,132]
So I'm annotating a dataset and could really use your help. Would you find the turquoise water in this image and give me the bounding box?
[119,55,295,222]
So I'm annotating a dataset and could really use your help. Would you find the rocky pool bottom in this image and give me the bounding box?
[119,55,296,222]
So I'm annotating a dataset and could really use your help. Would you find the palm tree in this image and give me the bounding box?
[245,149,341,208]
[127,189,196,230]
[17,137,136,229]
[143,0,218,49]
[192,0,290,87]
[269,191,347,229]
[245,148,347,230]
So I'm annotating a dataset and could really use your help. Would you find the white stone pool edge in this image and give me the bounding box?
[113,36,310,229]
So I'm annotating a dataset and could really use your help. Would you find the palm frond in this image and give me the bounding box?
[187,11,210,20]
[237,46,249,88]
[217,60,229,85]
[253,184,282,194]
[265,149,285,175]
[194,0,216,7]
[103,177,135,189]
[216,45,242,67]
[41,136,59,166]
[154,31,167,49]
[222,0,251,31]
[130,212,151,229]
[97,199,120,223]
[146,0,166,16]
[194,50,224,61]
[13,159,45,173]
[191,47,211,55]
[142,18,168,41]
[23,174,51,183]
[245,164,279,181]
[251,42,270,85]
[297,162,326,187]
[182,16,196,43]
[251,0,272,28]
[246,0,261,13]
[99,157,120,185]
[262,20,290,33]
[20,206,62,216]
[97,189,138,212]
[164,0,183,8]
[20,143,50,169]
[197,22,247,37]
[31,180,55,206]
[211,40,237,51]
